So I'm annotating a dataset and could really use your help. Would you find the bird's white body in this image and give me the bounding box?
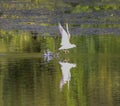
[58,23,76,50]
[59,43,76,50]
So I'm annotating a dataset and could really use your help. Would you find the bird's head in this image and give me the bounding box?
[72,44,76,48]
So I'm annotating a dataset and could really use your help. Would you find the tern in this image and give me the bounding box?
[58,23,76,53]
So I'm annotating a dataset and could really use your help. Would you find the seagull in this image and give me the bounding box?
[59,61,76,90]
[58,23,76,53]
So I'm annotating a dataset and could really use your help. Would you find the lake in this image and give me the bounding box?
[0,0,120,106]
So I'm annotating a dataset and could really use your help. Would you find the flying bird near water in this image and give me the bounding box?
[58,23,76,51]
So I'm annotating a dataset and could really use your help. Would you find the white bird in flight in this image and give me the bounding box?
[58,23,76,51]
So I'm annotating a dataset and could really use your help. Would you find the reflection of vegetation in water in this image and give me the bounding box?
[0,30,120,54]
[0,30,59,53]
[0,30,120,106]
[0,49,120,106]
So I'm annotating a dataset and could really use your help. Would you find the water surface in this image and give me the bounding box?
[0,33,120,106]
[0,0,120,106]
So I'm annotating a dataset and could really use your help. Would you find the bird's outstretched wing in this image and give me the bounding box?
[58,23,70,46]
[66,23,70,39]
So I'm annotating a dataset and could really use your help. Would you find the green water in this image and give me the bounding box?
[0,33,120,106]
[0,0,120,106]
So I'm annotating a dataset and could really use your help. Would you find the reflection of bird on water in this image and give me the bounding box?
[59,61,76,90]
[58,23,76,53]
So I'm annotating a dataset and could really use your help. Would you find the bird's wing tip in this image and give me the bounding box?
[58,22,62,27]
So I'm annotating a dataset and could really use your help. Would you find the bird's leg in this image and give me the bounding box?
[64,58,69,62]
[64,50,69,54]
